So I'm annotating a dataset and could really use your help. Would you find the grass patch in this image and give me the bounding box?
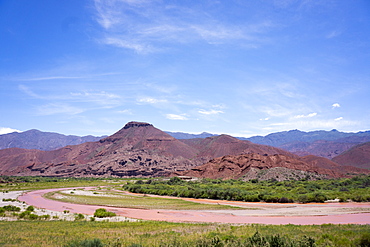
[45,190,243,210]
[0,221,368,246]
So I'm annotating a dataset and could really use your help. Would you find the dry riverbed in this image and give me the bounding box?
[13,187,370,225]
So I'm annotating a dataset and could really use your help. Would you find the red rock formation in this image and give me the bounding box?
[177,153,369,180]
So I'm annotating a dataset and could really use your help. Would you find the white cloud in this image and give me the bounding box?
[0,127,22,135]
[137,97,168,104]
[198,109,224,115]
[335,117,343,121]
[166,114,188,120]
[293,112,317,119]
[332,103,340,108]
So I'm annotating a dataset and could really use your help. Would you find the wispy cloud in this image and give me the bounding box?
[198,109,224,115]
[326,30,342,39]
[165,114,188,120]
[19,85,122,109]
[0,127,22,135]
[70,91,121,107]
[293,112,317,119]
[93,0,275,52]
[19,85,41,98]
[18,76,85,81]
[15,73,119,81]
[137,97,168,104]
[37,103,84,116]
[335,117,343,121]
[117,109,133,115]
[103,37,155,54]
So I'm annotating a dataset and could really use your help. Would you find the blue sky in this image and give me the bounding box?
[1,0,370,137]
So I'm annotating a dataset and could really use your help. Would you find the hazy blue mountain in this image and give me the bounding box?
[165,131,217,139]
[0,129,106,151]
[245,129,370,147]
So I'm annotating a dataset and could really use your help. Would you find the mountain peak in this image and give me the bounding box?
[123,121,153,129]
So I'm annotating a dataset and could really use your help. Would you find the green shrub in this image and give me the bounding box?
[2,205,21,211]
[26,205,34,212]
[64,238,104,247]
[0,208,5,217]
[358,233,370,247]
[2,198,17,202]
[28,214,39,220]
[18,211,31,219]
[39,214,50,220]
[93,208,116,218]
[74,213,85,221]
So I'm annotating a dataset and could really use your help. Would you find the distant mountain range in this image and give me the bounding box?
[0,122,368,179]
[165,131,216,139]
[0,130,106,151]
[2,128,370,160]
[167,129,370,159]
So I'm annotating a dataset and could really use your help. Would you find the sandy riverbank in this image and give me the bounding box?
[16,187,370,225]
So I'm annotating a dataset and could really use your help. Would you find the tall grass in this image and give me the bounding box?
[0,221,368,246]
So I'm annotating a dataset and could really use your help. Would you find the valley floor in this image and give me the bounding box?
[15,187,370,225]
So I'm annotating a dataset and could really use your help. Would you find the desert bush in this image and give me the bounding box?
[18,211,31,219]
[357,233,370,247]
[74,213,85,221]
[2,198,17,202]
[0,207,5,216]
[39,214,50,220]
[28,213,39,220]
[2,205,21,211]
[93,208,116,218]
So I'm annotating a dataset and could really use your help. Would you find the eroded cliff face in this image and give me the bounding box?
[175,153,369,180]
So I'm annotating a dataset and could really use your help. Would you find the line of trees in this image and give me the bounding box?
[123,175,370,203]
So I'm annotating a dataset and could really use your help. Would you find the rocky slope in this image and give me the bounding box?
[332,142,370,169]
[176,153,369,180]
[0,122,200,177]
